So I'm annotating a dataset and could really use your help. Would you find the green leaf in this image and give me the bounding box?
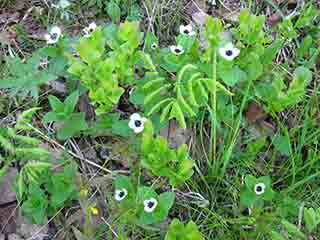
[281,220,307,239]
[64,91,79,114]
[42,112,66,123]
[205,17,223,48]
[295,5,317,29]
[21,184,47,224]
[219,65,247,86]
[107,1,121,23]
[273,135,291,156]
[111,120,130,137]
[48,95,64,112]
[158,192,175,213]
[261,38,284,65]
[240,189,256,207]
[118,21,142,48]
[76,27,106,64]
[165,219,203,240]
[304,207,320,233]
[269,231,287,240]
[57,113,88,140]
[169,102,186,129]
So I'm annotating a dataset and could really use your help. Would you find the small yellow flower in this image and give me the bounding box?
[90,207,99,215]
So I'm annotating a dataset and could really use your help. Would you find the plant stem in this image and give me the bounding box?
[210,49,217,169]
[220,78,252,177]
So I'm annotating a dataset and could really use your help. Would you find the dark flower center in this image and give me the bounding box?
[256,186,263,192]
[175,48,181,54]
[226,50,233,56]
[147,201,155,208]
[183,29,189,34]
[134,120,142,127]
[119,191,125,198]
[89,28,94,33]
[151,43,157,49]
[51,33,58,40]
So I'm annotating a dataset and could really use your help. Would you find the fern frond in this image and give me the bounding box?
[0,133,14,153]
[144,84,171,105]
[147,98,174,116]
[15,148,50,160]
[14,135,41,146]
[15,108,41,131]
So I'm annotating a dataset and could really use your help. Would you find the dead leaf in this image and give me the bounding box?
[0,203,18,234]
[7,233,23,240]
[0,168,17,205]
[160,119,190,148]
[78,94,95,120]
[191,11,208,26]
[0,12,20,24]
[39,142,63,164]
[16,212,48,239]
[267,13,282,26]
[245,102,267,123]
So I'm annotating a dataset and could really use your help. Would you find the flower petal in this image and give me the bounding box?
[218,47,226,58]
[89,22,97,30]
[130,113,141,121]
[51,26,62,36]
[128,120,136,130]
[133,126,144,134]
[224,42,234,50]
[232,47,240,57]
[44,34,51,41]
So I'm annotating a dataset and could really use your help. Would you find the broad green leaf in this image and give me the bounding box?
[48,95,64,113]
[111,120,130,137]
[269,231,286,240]
[64,91,79,114]
[165,219,203,240]
[304,207,320,233]
[218,65,247,86]
[261,38,284,65]
[57,113,88,140]
[107,1,121,23]
[273,135,291,156]
[281,220,307,239]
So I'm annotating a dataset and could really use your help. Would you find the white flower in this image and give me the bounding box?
[151,42,158,50]
[218,43,240,61]
[52,0,71,9]
[207,0,216,5]
[143,198,158,213]
[254,183,266,195]
[83,22,97,38]
[170,45,184,55]
[128,113,147,134]
[44,26,62,44]
[114,188,128,201]
[58,0,71,8]
[179,24,196,36]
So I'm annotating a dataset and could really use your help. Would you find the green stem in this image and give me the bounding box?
[220,77,252,177]
[210,49,217,168]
